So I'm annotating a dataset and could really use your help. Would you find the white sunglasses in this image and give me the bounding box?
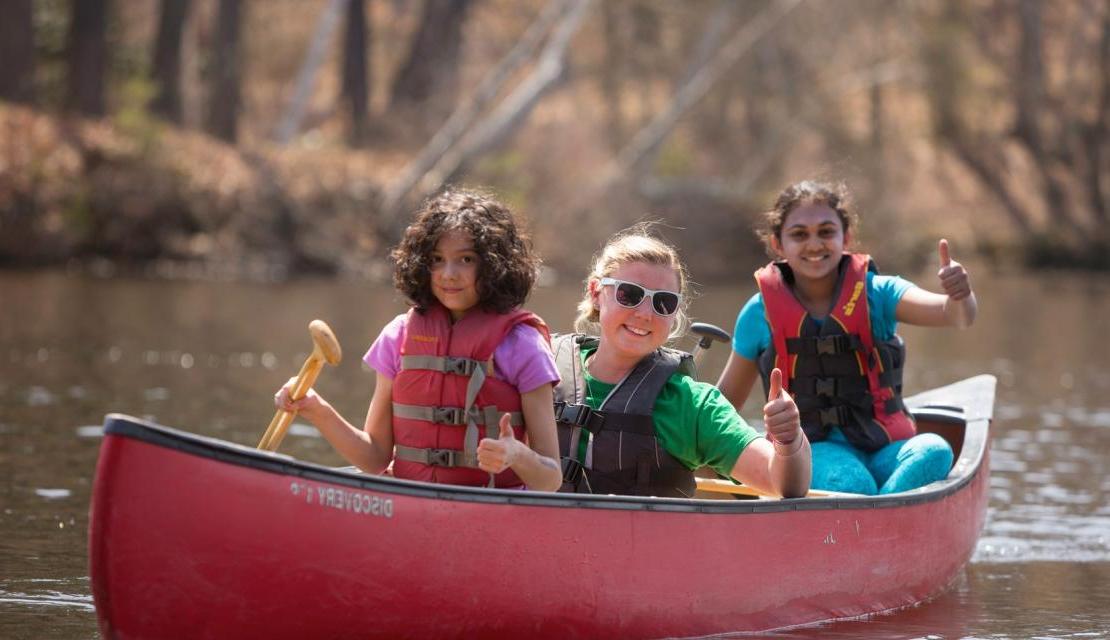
[599,278,682,316]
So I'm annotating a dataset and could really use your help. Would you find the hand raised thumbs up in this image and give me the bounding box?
[768,366,783,400]
[477,413,520,474]
[937,238,972,301]
[763,368,800,448]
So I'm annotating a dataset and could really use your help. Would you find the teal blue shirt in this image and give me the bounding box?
[732,272,914,360]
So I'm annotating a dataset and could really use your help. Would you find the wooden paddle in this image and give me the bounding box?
[694,477,857,499]
[257,319,342,452]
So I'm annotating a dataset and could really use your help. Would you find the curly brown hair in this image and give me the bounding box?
[391,188,539,314]
[756,180,860,256]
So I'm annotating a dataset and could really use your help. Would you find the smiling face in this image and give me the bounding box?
[429,229,481,320]
[771,202,851,283]
[590,260,680,362]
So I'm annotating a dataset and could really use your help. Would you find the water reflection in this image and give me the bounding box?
[1,268,1109,638]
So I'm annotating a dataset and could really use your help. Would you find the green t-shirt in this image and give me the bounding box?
[578,345,760,477]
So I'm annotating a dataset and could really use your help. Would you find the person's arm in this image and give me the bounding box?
[476,383,562,491]
[717,351,760,410]
[895,239,977,329]
[276,372,394,474]
[726,369,811,498]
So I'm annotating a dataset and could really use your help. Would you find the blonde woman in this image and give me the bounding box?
[551,226,811,498]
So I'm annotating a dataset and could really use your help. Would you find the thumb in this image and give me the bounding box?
[768,367,783,400]
[938,238,952,268]
[498,413,515,439]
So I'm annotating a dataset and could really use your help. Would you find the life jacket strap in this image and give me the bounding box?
[786,334,865,356]
[391,403,524,427]
[789,375,869,397]
[801,404,852,429]
[394,444,477,468]
[399,355,493,376]
[554,401,606,432]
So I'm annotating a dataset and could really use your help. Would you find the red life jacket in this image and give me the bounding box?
[755,253,916,451]
[391,304,550,487]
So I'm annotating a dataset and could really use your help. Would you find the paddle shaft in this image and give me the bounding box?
[694,477,855,499]
[258,354,324,451]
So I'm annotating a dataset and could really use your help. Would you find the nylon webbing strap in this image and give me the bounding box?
[391,403,523,426]
[399,355,493,376]
[460,363,497,488]
[394,444,478,468]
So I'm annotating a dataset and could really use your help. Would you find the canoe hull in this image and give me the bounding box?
[89,375,994,639]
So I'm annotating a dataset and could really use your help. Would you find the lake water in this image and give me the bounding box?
[1,267,1109,639]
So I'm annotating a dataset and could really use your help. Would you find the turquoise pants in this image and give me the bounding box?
[811,427,954,495]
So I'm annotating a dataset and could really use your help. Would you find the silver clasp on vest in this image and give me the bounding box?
[442,357,476,376]
[427,448,462,467]
[432,406,465,425]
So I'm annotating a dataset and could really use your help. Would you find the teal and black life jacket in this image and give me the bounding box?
[755,253,915,452]
[551,333,696,498]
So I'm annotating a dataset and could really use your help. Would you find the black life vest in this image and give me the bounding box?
[551,334,697,498]
[755,254,915,452]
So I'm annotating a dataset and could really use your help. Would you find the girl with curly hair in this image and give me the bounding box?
[276,188,561,490]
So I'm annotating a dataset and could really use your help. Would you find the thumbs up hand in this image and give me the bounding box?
[937,239,972,301]
[763,368,801,450]
[477,413,520,474]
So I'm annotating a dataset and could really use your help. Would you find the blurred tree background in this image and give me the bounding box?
[0,0,1107,282]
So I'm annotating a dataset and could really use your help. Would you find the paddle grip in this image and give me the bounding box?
[258,356,324,451]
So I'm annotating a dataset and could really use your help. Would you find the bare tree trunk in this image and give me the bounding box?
[273,0,347,144]
[388,0,472,118]
[380,0,573,218]
[608,0,802,181]
[206,0,244,143]
[412,0,592,194]
[342,0,370,145]
[66,0,110,116]
[1083,9,1109,224]
[151,0,193,124]
[599,2,625,152]
[949,135,1038,236]
[0,0,35,104]
[1014,0,1085,239]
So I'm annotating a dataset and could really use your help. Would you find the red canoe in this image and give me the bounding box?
[89,375,994,639]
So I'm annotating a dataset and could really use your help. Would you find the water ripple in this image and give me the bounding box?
[0,587,95,611]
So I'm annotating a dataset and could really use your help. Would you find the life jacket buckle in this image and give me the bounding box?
[557,403,593,427]
[816,337,839,356]
[442,357,474,376]
[815,377,836,397]
[432,406,465,425]
[427,448,460,467]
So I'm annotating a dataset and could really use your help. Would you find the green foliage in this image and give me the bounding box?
[473,150,533,208]
[62,187,93,241]
[654,138,694,177]
[114,77,161,153]
[31,0,70,109]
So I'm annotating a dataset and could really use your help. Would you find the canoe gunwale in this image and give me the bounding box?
[100,374,994,515]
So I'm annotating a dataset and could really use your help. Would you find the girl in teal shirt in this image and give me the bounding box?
[717,180,978,495]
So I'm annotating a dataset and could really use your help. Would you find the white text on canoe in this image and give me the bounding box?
[290,481,394,518]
